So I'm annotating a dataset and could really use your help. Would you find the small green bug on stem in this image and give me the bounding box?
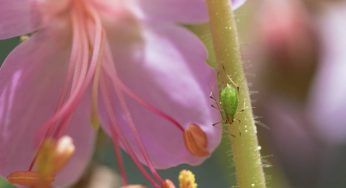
[210,76,241,126]
[220,79,239,124]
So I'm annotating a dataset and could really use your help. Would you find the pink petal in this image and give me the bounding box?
[55,97,95,187]
[232,0,247,10]
[135,0,246,24]
[0,23,94,186]
[307,3,346,144]
[101,22,221,169]
[0,0,41,39]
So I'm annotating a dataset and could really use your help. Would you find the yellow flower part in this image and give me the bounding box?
[7,136,75,187]
[179,170,197,188]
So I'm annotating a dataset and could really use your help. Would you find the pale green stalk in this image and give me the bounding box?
[205,1,266,187]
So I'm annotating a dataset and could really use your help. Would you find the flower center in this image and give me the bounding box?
[28,0,210,187]
[37,0,105,139]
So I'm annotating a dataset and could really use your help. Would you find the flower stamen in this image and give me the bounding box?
[183,124,209,157]
[102,39,210,158]
[7,171,54,187]
[51,4,104,138]
[102,43,165,182]
[8,136,75,187]
[37,2,105,142]
[100,76,161,188]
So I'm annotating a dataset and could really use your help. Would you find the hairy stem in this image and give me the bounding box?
[205,1,266,187]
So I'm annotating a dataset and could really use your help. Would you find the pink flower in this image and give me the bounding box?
[0,0,245,187]
[307,2,346,144]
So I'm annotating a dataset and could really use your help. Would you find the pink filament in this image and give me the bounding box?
[113,134,128,186]
[31,2,103,170]
[37,3,104,142]
[114,74,185,132]
[53,3,104,138]
[100,76,160,188]
[102,41,173,182]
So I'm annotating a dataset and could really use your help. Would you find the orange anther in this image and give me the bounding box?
[183,123,209,157]
[161,179,176,188]
[7,136,75,188]
[7,171,54,187]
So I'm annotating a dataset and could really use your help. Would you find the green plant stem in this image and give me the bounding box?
[205,1,266,188]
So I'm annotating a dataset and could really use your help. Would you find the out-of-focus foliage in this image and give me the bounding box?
[0,177,14,188]
[0,38,18,63]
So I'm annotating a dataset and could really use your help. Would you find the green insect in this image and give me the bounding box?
[210,77,240,126]
[220,82,239,124]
